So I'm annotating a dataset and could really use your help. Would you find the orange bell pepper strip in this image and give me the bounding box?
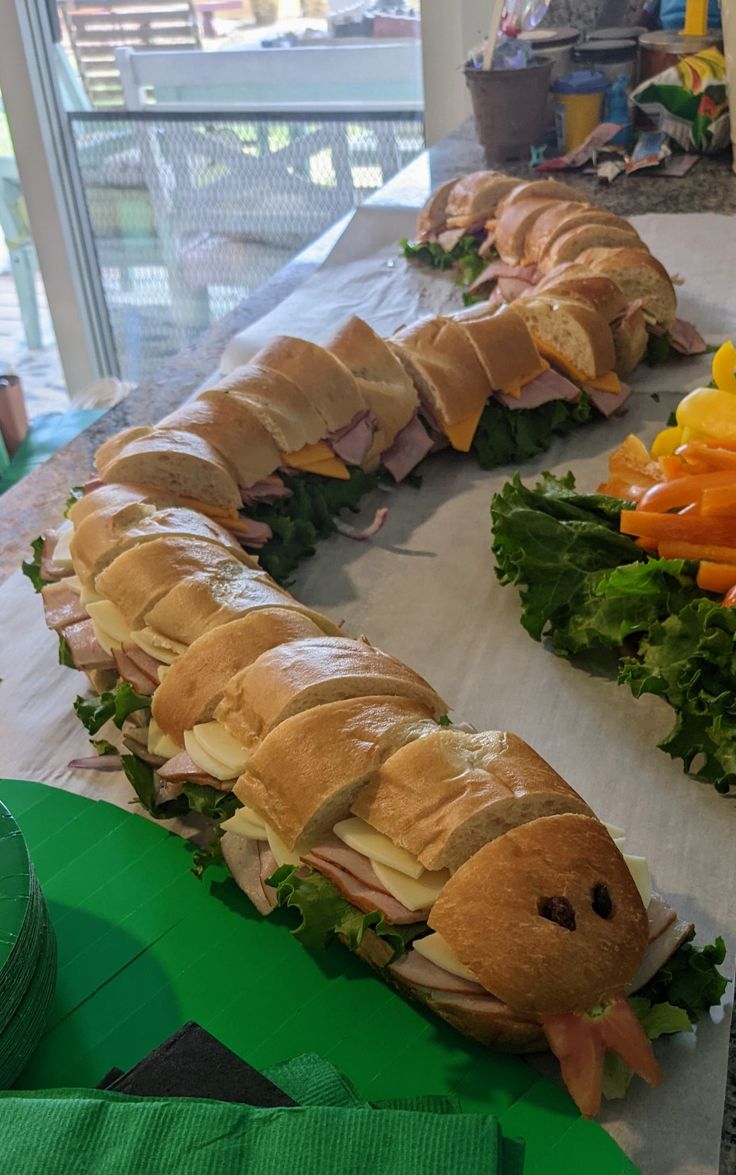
[675,443,736,472]
[620,511,736,544]
[658,541,736,563]
[637,471,736,513]
[696,561,736,594]
[658,455,689,480]
[699,487,736,517]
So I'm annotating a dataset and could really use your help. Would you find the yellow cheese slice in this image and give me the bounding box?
[280,444,350,480]
[51,520,75,571]
[587,370,622,395]
[266,823,306,868]
[184,727,237,782]
[372,860,449,911]
[413,932,477,982]
[192,721,249,777]
[624,853,652,909]
[147,716,183,760]
[86,600,132,644]
[443,406,484,453]
[501,357,550,400]
[333,817,424,879]
[130,627,186,666]
[221,805,269,841]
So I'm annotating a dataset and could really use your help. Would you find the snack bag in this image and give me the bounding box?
[630,46,730,152]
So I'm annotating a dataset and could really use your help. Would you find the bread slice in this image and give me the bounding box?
[494,197,572,266]
[522,201,590,263]
[214,363,327,454]
[214,636,447,751]
[429,813,649,1016]
[96,535,252,630]
[236,696,438,849]
[496,179,585,216]
[99,430,242,510]
[70,503,255,588]
[389,316,492,447]
[326,316,417,467]
[95,426,153,474]
[157,394,281,489]
[540,223,643,273]
[151,606,335,742]
[352,729,591,874]
[253,336,366,435]
[530,210,634,266]
[450,305,547,395]
[533,271,627,325]
[67,483,170,529]
[445,172,520,228]
[576,247,677,331]
[415,175,463,240]
[613,306,649,377]
[512,295,616,381]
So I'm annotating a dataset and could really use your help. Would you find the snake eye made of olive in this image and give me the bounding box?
[591,883,613,919]
[538,895,576,931]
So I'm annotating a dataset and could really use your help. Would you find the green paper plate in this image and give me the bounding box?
[0,801,32,966]
[1,780,641,1174]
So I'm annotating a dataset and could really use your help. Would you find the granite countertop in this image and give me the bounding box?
[2,120,735,584]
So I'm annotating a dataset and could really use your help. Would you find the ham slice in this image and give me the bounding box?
[647,892,677,942]
[478,229,496,259]
[39,532,67,583]
[584,381,632,418]
[628,916,694,994]
[62,619,116,671]
[157,751,234,791]
[330,411,374,466]
[495,369,581,411]
[670,318,707,356]
[241,480,292,506]
[495,276,536,303]
[469,260,539,294]
[113,643,161,695]
[381,415,433,482]
[303,834,428,925]
[221,833,278,916]
[612,297,647,328]
[239,519,272,550]
[436,227,466,253]
[389,949,487,996]
[41,580,88,631]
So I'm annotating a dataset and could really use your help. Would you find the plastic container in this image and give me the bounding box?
[551,69,609,154]
[724,0,736,175]
[638,29,723,82]
[518,26,580,131]
[587,26,647,42]
[572,39,638,87]
[464,56,553,164]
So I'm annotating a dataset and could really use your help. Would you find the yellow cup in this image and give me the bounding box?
[552,71,608,153]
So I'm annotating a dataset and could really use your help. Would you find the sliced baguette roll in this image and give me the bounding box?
[151,606,336,742]
[415,175,463,240]
[95,426,153,474]
[539,223,644,273]
[529,210,634,266]
[67,484,170,529]
[212,363,327,454]
[214,636,447,751]
[496,179,585,216]
[96,535,253,630]
[533,271,627,325]
[450,305,547,395]
[253,336,366,435]
[576,247,677,331]
[429,813,649,1016]
[389,316,492,448]
[157,394,281,489]
[99,429,243,510]
[70,503,255,588]
[325,316,418,467]
[235,696,438,849]
[494,197,573,266]
[512,295,616,382]
[142,566,321,646]
[352,729,592,874]
[613,306,649,377]
[522,201,590,264]
[445,172,520,229]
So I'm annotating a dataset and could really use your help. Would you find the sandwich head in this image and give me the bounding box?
[429,813,650,1016]
[352,729,592,873]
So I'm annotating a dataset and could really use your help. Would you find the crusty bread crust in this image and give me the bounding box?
[522,201,589,263]
[451,305,547,392]
[157,394,281,489]
[576,247,677,331]
[540,224,643,273]
[151,606,332,741]
[99,430,242,510]
[253,336,366,435]
[445,172,520,227]
[430,814,649,1016]
[496,179,585,217]
[530,210,633,265]
[352,729,592,873]
[95,427,153,474]
[613,308,649,378]
[214,636,447,750]
[67,484,174,528]
[415,175,462,240]
[533,273,627,325]
[236,695,438,848]
[390,316,492,426]
[214,362,327,453]
[513,296,616,380]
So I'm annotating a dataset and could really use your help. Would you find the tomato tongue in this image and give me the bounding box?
[541,992,662,1119]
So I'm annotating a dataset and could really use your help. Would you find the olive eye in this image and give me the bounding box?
[592,883,613,919]
[538,896,576,931]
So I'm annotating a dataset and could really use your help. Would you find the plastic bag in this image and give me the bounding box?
[630,46,730,153]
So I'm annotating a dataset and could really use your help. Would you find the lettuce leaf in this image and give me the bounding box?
[602,997,692,1099]
[22,537,51,593]
[251,468,378,583]
[74,681,151,735]
[91,738,117,756]
[473,395,596,473]
[64,486,84,516]
[58,633,75,668]
[267,863,426,961]
[646,331,674,366]
[182,782,240,821]
[121,754,188,819]
[401,234,486,278]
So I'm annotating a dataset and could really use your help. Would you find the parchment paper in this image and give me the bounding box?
[2,206,735,1173]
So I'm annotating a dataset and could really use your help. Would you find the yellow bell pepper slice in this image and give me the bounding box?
[676,387,736,443]
[712,340,736,394]
[650,426,683,458]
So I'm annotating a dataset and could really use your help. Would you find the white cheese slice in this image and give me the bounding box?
[624,853,652,909]
[333,817,424,879]
[89,618,121,656]
[51,520,75,571]
[147,717,183,760]
[221,805,269,841]
[372,860,449,911]
[80,582,104,606]
[86,600,132,644]
[604,823,625,841]
[65,575,82,595]
[130,627,184,666]
[183,728,236,782]
[192,721,249,777]
[413,932,476,982]
[157,665,169,683]
[266,823,305,868]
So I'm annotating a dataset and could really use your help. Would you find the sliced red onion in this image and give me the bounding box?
[68,754,122,772]
[334,507,389,542]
